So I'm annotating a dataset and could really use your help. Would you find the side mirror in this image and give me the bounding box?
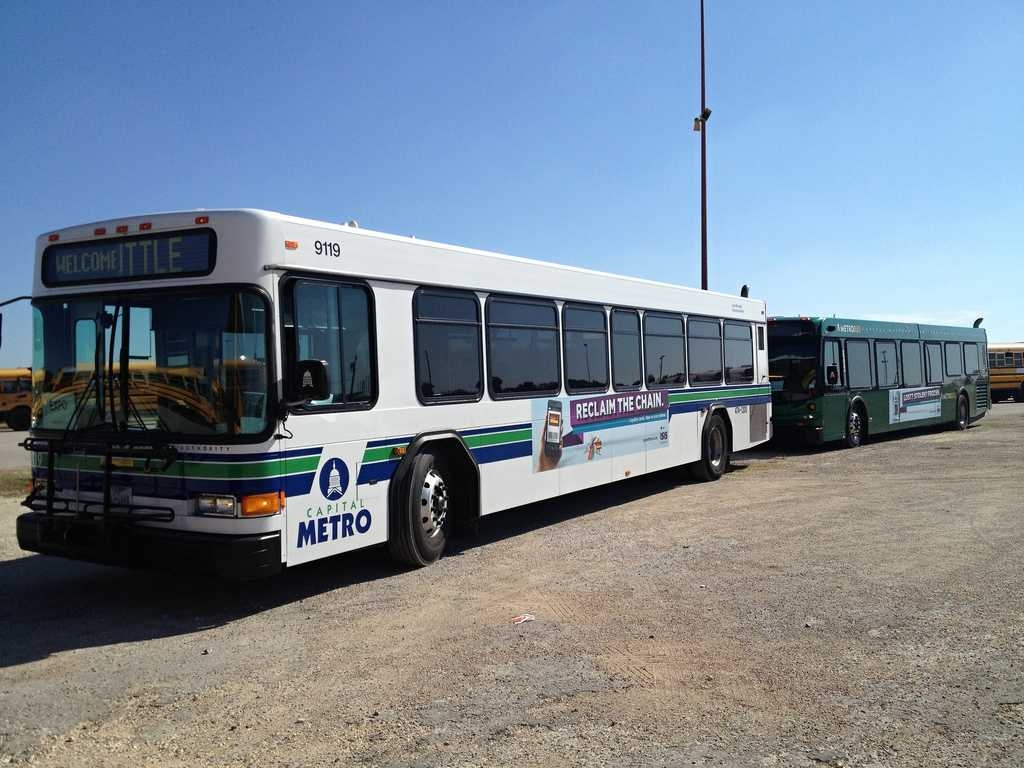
[294,360,330,403]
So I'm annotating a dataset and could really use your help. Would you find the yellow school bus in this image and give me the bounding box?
[0,367,32,430]
[988,343,1024,402]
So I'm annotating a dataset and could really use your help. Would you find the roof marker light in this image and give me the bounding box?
[94,227,107,236]
[284,240,299,250]
[116,225,129,234]
[47,234,59,242]
[195,215,209,225]
[139,222,152,231]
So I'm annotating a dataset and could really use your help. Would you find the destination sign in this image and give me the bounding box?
[42,229,215,286]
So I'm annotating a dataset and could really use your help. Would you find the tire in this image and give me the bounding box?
[6,406,30,431]
[387,449,450,567]
[955,393,969,430]
[844,405,866,448]
[690,412,730,482]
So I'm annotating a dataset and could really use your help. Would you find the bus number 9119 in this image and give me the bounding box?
[314,240,341,258]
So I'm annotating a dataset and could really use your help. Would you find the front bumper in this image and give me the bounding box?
[16,512,282,580]
[771,421,825,446]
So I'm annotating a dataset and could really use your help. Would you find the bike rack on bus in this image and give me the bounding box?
[19,436,178,525]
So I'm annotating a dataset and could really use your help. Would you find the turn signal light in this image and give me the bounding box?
[195,215,209,225]
[116,225,129,234]
[47,234,59,242]
[284,240,299,250]
[807,402,817,412]
[139,222,152,231]
[94,227,107,236]
[241,490,285,517]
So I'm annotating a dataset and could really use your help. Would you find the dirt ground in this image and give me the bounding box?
[1,405,1022,767]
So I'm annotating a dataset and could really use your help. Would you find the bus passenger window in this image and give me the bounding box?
[611,309,642,391]
[413,288,482,403]
[945,342,963,376]
[644,313,685,388]
[901,341,922,386]
[687,318,722,385]
[846,340,872,389]
[875,341,898,388]
[486,297,560,398]
[563,304,609,394]
[925,342,943,384]
[963,343,980,375]
[724,322,754,384]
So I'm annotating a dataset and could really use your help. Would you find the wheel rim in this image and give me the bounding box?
[708,427,725,469]
[848,411,862,443]
[419,469,448,538]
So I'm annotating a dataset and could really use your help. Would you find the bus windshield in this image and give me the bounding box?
[768,321,818,397]
[32,289,270,438]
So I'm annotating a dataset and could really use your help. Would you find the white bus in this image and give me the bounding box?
[15,209,771,578]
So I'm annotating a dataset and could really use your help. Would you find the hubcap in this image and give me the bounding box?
[419,469,448,538]
[709,427,725,468]
[849,412,862,441]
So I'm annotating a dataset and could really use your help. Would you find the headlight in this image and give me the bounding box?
[196,494,237,517]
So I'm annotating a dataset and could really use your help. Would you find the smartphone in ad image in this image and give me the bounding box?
[544,399,563,459]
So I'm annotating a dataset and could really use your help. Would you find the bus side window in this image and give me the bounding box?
[901,341,922,386]
[285,278,377,408]
[963,343,980,375]
[413,288,482,403]
[687,318,723,385]
[925,342,943,384]
[945,342,963,377]
[846,340,872,389]
[875,340,899,388]
[823,339,843,388]
[724,322,754,384]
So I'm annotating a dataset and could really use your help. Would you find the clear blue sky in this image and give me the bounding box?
[2,1,1021,367]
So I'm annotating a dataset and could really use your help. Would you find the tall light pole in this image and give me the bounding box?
[693,0,712,290]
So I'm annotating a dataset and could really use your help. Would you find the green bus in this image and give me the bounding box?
[768,317,990,447]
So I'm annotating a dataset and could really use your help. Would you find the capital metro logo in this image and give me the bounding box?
[318,458,350,500]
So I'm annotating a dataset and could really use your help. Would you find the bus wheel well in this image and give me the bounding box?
[392,435,480,531]
[710,406,733,449]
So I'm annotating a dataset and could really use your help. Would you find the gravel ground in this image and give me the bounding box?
[0,405,1022,767]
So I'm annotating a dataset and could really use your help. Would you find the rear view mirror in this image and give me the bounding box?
[295,359,330,403]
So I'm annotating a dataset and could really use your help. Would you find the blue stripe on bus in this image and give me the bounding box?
[357,459,400,484]
[471,440,532,464]
[366,435,413,448]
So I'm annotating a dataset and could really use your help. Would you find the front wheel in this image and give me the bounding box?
[844,406,865,448]
[690,413,729,482]
[5,406,30,431]
[955,393,969,430]
[387,449,450,567]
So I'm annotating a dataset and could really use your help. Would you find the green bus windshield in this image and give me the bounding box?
[768,321,818,396]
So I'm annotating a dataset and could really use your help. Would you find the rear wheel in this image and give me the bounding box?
[844,405,865,448]
[955,393,969,430]
[387,449,450,567]
[5,406,30,431]
[690,413,729,482]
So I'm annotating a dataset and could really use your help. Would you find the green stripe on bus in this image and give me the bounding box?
[668,386,769,404]
[463,428,532,449]
[361,445,401,463]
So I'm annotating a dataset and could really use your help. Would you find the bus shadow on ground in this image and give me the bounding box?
[750,420,983,460]
[0,464,713,668]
